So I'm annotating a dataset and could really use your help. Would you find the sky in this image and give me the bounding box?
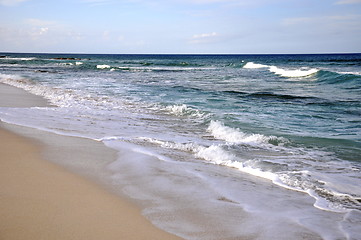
[0,0,360,54]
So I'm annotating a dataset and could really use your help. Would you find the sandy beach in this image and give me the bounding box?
[0,83,182,240]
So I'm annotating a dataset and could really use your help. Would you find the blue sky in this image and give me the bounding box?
[1,0,360,54]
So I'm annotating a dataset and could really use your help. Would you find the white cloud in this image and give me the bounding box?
[39,27,49,35]
[282,14,361,26]
[0,17,85,51]
[0,0,27,6]
[336,0,361,4]
[25,18,57,27]
[190,32,219,44]
[20,19,58,40]
[193,32,217,39]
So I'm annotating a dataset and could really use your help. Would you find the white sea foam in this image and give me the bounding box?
[0,73,23,82]
[97,136,129,142]
[138,136,280,182]
[138,137,228,162]
[2,72,357,216]
[243,61,319,78]
[207,120,286,146]
[75,62,83,65]
[1,54,360,240]
[194,144,278,181]
[97,64,111,69]
[269,66,319,78]
[1,57,36,61]
[164,104,208,119]
[117,66,208,72]
[275,169,361,213]
[195,122,361,212]
[337,71,361,76]
[243,62,269,69]
[138,137,199,153]
[196,145,234,163]
[0,73,97,108]
[167,104,188,115]
[58,62,74,66]
[307,189,349,213]
[0,74,67,107]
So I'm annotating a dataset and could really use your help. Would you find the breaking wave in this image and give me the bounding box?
[163,104,209,120]
[97,65,210,72]
[97,64,111,69]
[207,121,288,146]
[0,73,124,109]
[0,57,37,61]
[243,62,269,69]
[243,61,319,78]
[136,136,278,181]
[269,66,319,78]
[136,133,361,213]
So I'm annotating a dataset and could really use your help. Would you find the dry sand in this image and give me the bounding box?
[0,83,182,240]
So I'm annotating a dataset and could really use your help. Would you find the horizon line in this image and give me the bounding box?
[1,51,361,56]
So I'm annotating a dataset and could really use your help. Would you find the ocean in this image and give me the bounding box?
[1,53,360,239]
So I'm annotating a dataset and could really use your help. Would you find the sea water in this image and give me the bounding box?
[0,53,360,239]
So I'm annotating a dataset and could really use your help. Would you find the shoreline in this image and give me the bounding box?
[2,54,360,240]
[0,83,182,240]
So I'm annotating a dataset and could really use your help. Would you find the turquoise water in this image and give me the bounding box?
[1,53,360,239]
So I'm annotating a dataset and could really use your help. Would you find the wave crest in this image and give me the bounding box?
[0,57,36,61]
[164,104,208,119]
[139,137,279,181]
[207,121,288,146]
[269,66,319,78]
[243,62,269,69]
[97,64,111,69]
[243,61,319,78]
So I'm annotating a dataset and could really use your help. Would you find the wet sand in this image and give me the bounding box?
[0,83,182,240]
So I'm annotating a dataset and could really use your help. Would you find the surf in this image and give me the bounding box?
[243,61,319,77]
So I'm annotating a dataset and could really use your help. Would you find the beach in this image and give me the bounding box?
[0,83,182,240]
[1,54,360,239]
